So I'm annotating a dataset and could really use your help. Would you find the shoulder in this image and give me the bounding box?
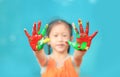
[66,55,77,67]
[40,55,50,74]
[68,55,80,74]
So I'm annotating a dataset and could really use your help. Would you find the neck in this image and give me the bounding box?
[51,50,68,61]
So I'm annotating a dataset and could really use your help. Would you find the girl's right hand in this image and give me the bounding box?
[24,21,50,51]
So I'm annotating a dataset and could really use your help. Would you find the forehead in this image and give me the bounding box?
[50,23,70,33]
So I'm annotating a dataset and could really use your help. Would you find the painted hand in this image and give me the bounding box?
[67,19,98,51]
[24,21,50,51]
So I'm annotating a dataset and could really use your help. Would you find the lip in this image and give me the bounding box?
[56,44,65,46]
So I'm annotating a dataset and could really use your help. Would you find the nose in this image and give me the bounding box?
[58,36,63,42]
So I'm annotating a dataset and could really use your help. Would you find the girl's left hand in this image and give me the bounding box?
[67,19,98,51]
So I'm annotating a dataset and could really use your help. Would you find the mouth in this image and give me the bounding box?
[56,44,65,47]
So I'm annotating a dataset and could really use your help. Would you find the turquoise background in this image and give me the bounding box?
[0,0,120,77]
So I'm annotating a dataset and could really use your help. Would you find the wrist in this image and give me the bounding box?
[34,49,44,54]
[74,50,86,57]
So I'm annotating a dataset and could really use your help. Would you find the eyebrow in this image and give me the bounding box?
[53,32,69,34]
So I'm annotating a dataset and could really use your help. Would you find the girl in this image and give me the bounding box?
[24,19,98,77]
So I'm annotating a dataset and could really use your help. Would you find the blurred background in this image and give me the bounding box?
[0,0,120,77]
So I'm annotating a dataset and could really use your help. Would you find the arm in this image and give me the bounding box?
[68,19,98,67]
[34,49,48,66]
[34,37,50,66]
[73,50,86,66]
[24,21,50,67]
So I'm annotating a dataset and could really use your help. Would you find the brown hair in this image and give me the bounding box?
[47,19,72,54]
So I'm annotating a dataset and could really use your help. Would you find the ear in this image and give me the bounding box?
[70,36,73,41]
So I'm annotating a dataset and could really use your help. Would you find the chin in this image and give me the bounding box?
[55,48,67,53]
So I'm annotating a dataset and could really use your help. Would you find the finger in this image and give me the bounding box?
[72,23,80,38]
[43,37,50,44]
[85,22,89,35]
[41,24,48,36]
[87,41,91,47]
[37,21,41,32]
[91,31,98,39]
[32,22,37,35]
[24,28,31,38]
[72,23,79,34]
[67,41,81,50]
[78,19,84,33]
[66,40,72,46]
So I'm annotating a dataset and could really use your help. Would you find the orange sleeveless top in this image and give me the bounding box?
[41,57,79,77]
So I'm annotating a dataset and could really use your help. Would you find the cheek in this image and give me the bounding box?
[49,38,56,45]
[63,38,69,42]
[64,36,71,41]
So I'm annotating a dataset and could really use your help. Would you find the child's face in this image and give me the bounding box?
[48,23,72,53]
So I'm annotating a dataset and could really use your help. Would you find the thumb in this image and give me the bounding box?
[43,37,50,44]
[65,40,73,46]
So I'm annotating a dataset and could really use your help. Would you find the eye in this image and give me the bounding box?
[63,34,67,37]
[54,34,58,37]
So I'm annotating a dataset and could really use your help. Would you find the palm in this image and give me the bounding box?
[65,19,99,51]
[29,34,43,51]
[76,33,91,47]
[74,19,98,47]
[24,21,43,51]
